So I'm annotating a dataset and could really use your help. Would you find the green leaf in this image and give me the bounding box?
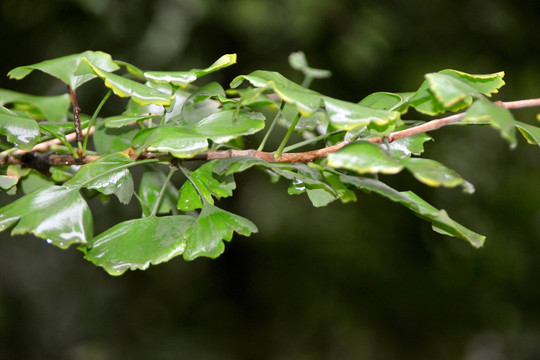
[426,73,480,108]
[231,70,323,115]
[183,202,257,260]
[84,215,196,275]
[177,162,235,211]
[65,153,134,204]
[358,92,413,111]
[288,51,331,79]
[327,142,403,174]
[8,51,119,90]
[463,99,516,147]
[0,176,18,190]
[339,175,485,247]
[80,58,173,106]
[144,71,197,86]
[143,54,236,86]
[438,69,505,97]
[192,54,237,78]
[139,167,178,216]
[515,121,540,145]
[104,114,159,128]
[132,126,208,158]
[0,112,40,150]
[192,109,265,143]
[323,97,400,131]
[93,124,139,154]
[0,89,70,122]
[400,157,474,193]
[0,185,93,248]
[384,132,433,158]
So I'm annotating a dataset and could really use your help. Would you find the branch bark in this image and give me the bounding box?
[2,98,539,170]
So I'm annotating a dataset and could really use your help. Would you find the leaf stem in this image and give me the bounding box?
[82,90,112,156]
[67,85,83,158]
[257,101,285,151]
[150,167,176,217]
[274,111,302,158]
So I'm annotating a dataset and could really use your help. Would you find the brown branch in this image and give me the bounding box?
[2,98,539,171]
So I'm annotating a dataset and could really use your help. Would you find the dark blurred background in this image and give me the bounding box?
[1,0,540,359]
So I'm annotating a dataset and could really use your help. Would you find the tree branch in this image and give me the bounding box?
[2,98,539,171]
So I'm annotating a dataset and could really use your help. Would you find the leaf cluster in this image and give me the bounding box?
[1,51,539,275]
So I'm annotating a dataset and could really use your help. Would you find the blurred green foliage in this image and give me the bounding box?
[1,0,539,359]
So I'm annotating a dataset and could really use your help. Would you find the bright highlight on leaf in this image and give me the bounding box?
[327,142,403,174]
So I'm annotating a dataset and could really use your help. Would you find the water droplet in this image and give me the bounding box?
[46,239,52,244]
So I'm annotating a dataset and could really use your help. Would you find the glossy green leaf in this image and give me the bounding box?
[93,124,139,154]
[8,51,119,90]
[400,157,474,193]
[0,176,18,190]
[144,71,197,86]
[358,92,413,111]
[139,167,178,216]
[426,73,480,108]
[178,162,235,211]
[384,132,433,158]
[231,70,323,115]
[306,188,338,207]
[288,51,331,79]
[438,69,505,97]
[132,126,209,158]
[192,54,237,77]
[183,202,257,260]
[0,112,40,150]
[0,89,70,122]
[80,58,173,106]
[66,153,134,204]
[515,121,540,145]
[463,99,516,147]
[324,97,400,131]
[0,185,93,248]
[327,142,403,174]
[192,109,265,143]
[84,215,196,275]
[104,114,158,128]
[19,171,54,194]
[339,175,485,247]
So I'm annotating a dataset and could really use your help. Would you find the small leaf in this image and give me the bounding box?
[192,54,237,78]
[192,109,265,143]
[400,157,474,193]
[384,132,433,158]
[327,142,403,174]
[66,153,134,204]
[8,51,119,90]
[0,89,70,122]
[0,185,93,248]
[84,215,196,275]
[288,51,331,79]
[515,121,540,145]
[231,70,322,115]
[438,69,505,97]
[0,176,18,190]
[177,162,235,211]
[139,167,178,216]
[80,58,173,106]
[324,97,400,131]
[358,92,413,111]
[144,71,197,86]
[0,112,40,150]
[426,73,479,108]
[93,124,139,154]
[339,175,485,247]
[104,114,158,128]
[132,126,209,158]
[463,99,516,148]
[183,203,257,261]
